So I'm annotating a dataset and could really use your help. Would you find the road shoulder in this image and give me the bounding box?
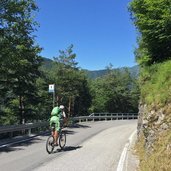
[126,132,139,171]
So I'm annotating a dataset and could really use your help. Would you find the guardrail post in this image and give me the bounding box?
[28,128,31,135]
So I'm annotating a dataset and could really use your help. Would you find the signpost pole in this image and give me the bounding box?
[53,90,55,107]
[49,84,55,107]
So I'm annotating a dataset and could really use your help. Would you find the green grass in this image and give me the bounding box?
[137,60,171,170]
[140,60,171,109]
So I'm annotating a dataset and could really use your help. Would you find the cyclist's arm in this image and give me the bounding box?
[62,111,66,118]
[61,111,67,127]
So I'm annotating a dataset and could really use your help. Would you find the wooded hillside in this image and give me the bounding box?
[129,0,171,170]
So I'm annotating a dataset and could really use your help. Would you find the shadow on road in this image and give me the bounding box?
[0,137,43,153]
[68,123,91,129]
[0,146,24,153]
[64,130,76,135]
[52,145,82,153]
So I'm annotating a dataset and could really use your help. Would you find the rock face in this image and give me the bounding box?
[137,103,171,151]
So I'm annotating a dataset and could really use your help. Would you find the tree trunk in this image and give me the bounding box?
[56,95,59,106]
[68,96,71,117]
[72,96,75,116]
[19,96,25,124]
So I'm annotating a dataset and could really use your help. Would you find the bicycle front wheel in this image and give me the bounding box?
[59,131,66,149]
[46,135,54,154]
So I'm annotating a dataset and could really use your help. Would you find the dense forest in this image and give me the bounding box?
[0,0,140,126]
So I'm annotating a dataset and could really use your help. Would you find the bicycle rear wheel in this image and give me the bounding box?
[59,131,66,149]
[46,135,55,154]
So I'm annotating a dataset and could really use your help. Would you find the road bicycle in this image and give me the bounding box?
[46,122,66,154]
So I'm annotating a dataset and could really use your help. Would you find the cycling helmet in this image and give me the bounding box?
[59,105,64,109]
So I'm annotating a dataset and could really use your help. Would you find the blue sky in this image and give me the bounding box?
[35,0,137,70]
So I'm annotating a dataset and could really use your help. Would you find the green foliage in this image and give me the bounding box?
[0,0,141,124]
[89,68,140,113]
[74,73,92,115]
[0,102,18,125]
[129,0,171,65]
[50,45,92,116]
[140,60,171,107]
[35,76,53,120]
[42,55,139,115]
[0,0,42,124]
[54,44,78,68]
[53,45,80,98]
[130,0,171,170]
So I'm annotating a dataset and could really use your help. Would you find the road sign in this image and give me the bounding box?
[49,84,55,93]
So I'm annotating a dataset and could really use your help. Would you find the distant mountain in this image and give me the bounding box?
[41,57,54,70]
[41,57,139,79]
[83,69,108,79]
[83,65,139,79]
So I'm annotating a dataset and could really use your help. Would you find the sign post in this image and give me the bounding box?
[49,84,55,107]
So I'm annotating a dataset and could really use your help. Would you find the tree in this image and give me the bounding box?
[35,73,53,120]
[0,0,42,124]
[74,72,92,115]
[53,45,91,116]
[89,68,139,113]
[129,0,171,66]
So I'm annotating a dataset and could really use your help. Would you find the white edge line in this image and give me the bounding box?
[116,130,137,171]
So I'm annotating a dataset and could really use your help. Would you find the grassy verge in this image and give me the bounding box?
[136,130,171,171]
[137,60,171,170]
[140,60,171,109]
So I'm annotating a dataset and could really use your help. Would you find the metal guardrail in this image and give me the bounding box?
[0,113,138,136]
[0,121,49,137]
[73,113,138,122]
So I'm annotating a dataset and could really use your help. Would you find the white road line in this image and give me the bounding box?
[116,130,137,171]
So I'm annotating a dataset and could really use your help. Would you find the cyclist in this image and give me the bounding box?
[50,105,66,146]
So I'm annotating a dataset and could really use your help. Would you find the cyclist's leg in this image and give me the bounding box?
[50,116,59,145]
[54,118,60,145]
[53,130,58,145]
[49,119,54,137]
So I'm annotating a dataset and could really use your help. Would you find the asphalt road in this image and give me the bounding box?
[0,120,137,171]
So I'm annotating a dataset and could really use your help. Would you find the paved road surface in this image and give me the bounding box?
[0,120,137,171]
